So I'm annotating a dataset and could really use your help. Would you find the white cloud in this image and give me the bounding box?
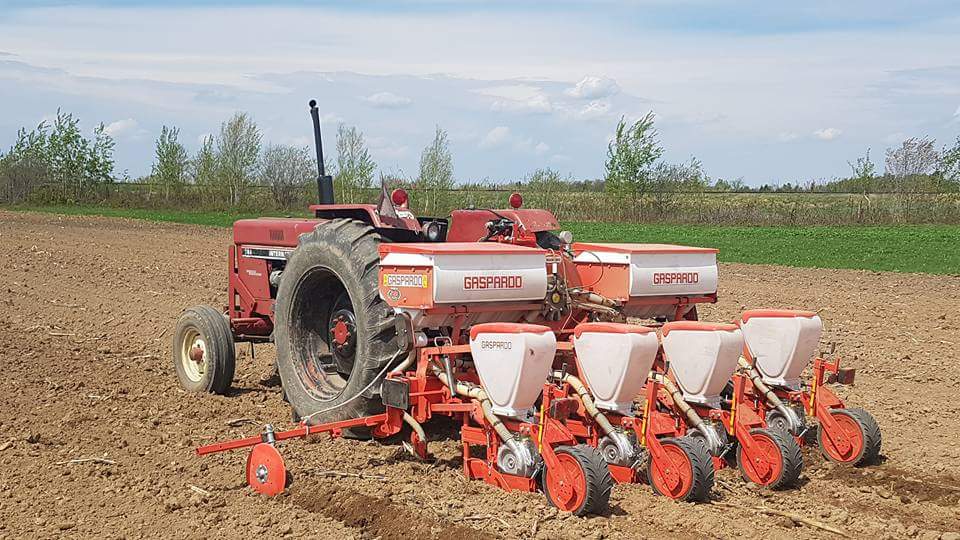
[777,132,799,142]
[479,125,548,155]
[478,85,553,114]
[3,4,960,184]
[321,112,344,125]
[883,132,906,144]
[490,93,552,114]
[813,127,842,141]
[282,135,313,147]
[954,104,960,118]
[565,76,620,99]
[103,118,139,137]
[475,85,542,101]
[577,100,611,119]
[480,126,511,149]
[367,135,409,159]
[362,92,412,109]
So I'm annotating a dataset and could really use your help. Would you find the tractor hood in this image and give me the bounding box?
[446,208,559,242]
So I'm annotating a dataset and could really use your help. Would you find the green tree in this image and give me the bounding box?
[847,148,876,193]
[88,123,115,187]
[215,112,261,206]
[190,135,219,205]
[334,125,376,203]
[152,126,189,200]
[885,137,939,192]
[525,167,570,218]
[604,113,663,218]
[259,144,314,209]
[416,126,454,214]
[0,111,114,203]
[0,123,50,202]
[938,136,960,191]
[650,157,706,216]
[526,167,564,192]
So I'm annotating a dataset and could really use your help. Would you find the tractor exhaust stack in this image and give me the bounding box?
[308,99,335,205]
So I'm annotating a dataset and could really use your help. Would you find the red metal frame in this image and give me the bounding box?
[196,343,587,502]
[739,348,860,460]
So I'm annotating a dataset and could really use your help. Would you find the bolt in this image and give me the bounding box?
[255,464,268,484]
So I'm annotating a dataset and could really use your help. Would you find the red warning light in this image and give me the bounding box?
[391,188,409,207]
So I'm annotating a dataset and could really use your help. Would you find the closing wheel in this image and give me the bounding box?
[245,443,287,496]
[737,428,802,489]
[543,445,613,516]
[172,305,236,394]
[818,408,881,465]
[646,436,714,502]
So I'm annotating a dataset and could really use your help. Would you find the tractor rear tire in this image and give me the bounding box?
[172,305,236,394]
[274,219,399,431]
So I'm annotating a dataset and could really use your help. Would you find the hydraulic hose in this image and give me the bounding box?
[651,372,725,455]
[562,373,617,436]
[568,289,618,309]
[564,373,639,465]
[737,356,803,434]
[433,367,513,443]
[570,300,623,319]
[389,351,416,376]
[402,411,426,444]
[300,349,406,424]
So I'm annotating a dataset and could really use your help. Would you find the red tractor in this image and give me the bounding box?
[176,101,880,514]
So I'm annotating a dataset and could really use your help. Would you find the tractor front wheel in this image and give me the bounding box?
[172,305,236,394]
[543,444,613,516]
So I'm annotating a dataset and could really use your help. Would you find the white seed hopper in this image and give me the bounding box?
[378,243,548,329]
[468,323,557,420]
[573,322,658,415]
[661,321,742,409]
[739,309,823,390]
[571,243,719,319]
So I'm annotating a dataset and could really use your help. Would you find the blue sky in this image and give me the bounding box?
[1,1,958,185]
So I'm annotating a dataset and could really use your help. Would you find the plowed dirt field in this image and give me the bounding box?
[1,210,958,539]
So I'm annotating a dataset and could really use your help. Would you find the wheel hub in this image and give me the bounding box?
[189,342,205,363]
[331,319,351,348]
[329,309,356,354]
[328,308,357,376]
[179,331,206,383]
[546,451,588,512]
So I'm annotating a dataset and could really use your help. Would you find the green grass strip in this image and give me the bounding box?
[5,204,958,275]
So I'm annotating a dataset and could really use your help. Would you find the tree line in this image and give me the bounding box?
[146,114,456,210]
[0,110,115,203]
[2,108,959,211]
[602,113,960,197]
